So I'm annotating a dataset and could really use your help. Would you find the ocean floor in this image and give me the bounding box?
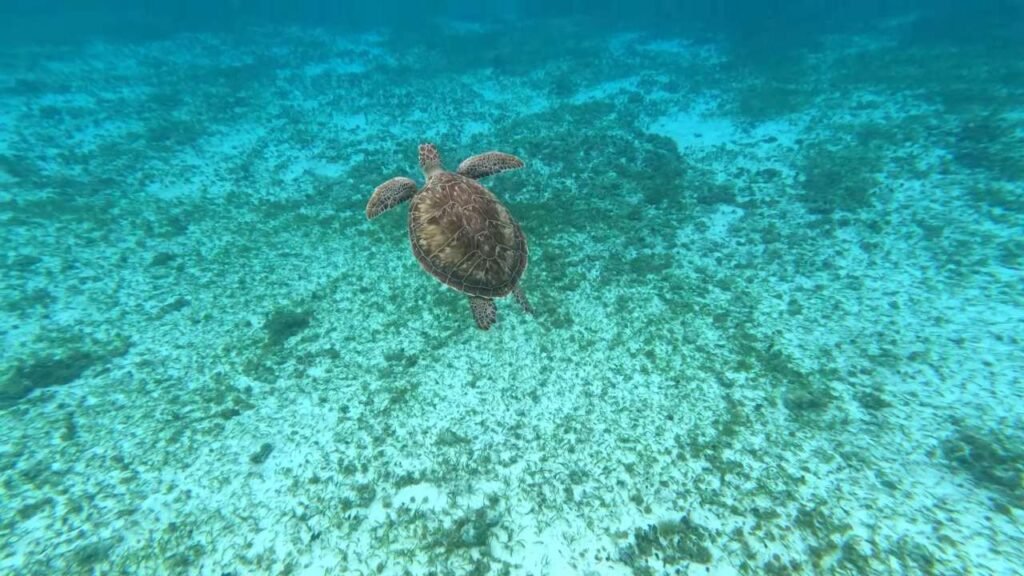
[1,19,1023,576]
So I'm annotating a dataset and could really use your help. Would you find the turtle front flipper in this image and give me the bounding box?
[457,152,524,180]
[366,177,418,219]
[469,296,497,330]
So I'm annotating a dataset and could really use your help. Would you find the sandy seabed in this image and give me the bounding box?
[1,19,1022,576]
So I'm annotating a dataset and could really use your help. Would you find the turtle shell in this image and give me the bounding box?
[408,171,527,298]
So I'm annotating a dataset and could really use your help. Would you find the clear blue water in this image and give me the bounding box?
[1,2,1022,575]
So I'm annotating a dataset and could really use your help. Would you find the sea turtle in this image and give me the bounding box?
[366,143,532,330]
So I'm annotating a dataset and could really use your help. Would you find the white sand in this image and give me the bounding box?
[1,21,1022,576]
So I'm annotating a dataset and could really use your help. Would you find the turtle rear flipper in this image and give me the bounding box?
[513,285,533,315]
[366,177,418,219]
[457,152,524,180]
[469,296,497,330]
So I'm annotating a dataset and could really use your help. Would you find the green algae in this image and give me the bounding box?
[952,114,1024,181]
[942,425,1024,508]
[70,540,117,573]
[620,516,715,571]
[0,21,1019,576]
[855,388,892,412]
[798,142,882,216]
[249,442,274,465]
[732,79,814,123]
[263,308,313,347]
[783,380,836,416]
[0,350,98,408]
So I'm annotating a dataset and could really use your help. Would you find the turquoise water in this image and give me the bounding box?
[1,3,1023,575]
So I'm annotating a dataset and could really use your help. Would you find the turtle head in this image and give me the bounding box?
[418,143,443,178]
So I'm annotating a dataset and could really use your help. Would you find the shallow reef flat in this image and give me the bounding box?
[1,20,1022,576]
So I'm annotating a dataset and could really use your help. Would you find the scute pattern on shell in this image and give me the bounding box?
[408,172,527,298]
